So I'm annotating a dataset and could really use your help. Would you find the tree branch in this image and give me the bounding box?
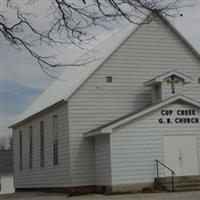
[0,0,195,77]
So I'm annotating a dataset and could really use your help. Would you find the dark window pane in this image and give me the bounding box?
[40,121,45,168]
[19,131,23,170]
[29,126,33,169]
[53,115,59,166]
[106,76,113,83]
[53,140,58,165]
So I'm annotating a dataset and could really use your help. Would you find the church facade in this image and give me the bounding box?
[11,13,200,193]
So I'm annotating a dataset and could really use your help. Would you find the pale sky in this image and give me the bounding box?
[1,5,200,141]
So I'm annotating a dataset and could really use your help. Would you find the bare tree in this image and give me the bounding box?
[0,136,7,150]
[0,0,194,73]
[7,135,13,150]
[0,135,13,150]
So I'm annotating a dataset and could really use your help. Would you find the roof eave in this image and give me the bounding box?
[83,126,114,137]
[10,99,67,128]
[143,79,161,86]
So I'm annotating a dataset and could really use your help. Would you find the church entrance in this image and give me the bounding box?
[163,135,199,176]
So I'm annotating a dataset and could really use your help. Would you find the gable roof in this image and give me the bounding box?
[144,70,193,86]
[11,13,200,128]
[84,95,200,137]
[0,150,13,174]
[11,15,146,127]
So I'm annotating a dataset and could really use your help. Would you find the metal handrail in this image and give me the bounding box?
[155,159,175,192]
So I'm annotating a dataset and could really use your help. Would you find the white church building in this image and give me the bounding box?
[11,13,200,193]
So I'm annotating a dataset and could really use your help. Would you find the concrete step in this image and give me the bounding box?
[165,183,200,191]
[156,175,200,184]
[164,180,200,184]
[154,175,200,192]
[169,186,200,192]
[165,182,200,188]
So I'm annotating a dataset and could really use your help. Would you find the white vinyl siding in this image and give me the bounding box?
[111,103,200,185]
[68,17,200,186]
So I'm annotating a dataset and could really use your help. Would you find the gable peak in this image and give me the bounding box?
[144,70,192,87]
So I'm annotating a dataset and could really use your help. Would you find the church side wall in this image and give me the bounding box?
[13,103,70,188]
[68,17,200,187]
[111,103,200,186]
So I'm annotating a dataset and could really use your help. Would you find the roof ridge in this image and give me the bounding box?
[11,12,200,127]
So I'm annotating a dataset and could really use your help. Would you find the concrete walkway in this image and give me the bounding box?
[1,191,200,200]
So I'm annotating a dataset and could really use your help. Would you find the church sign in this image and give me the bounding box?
[159,109,199,124]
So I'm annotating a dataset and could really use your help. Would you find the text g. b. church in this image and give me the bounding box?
[11,12,200,193]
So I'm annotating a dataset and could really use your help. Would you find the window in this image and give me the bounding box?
[29,126,33,169]
[19,131,23,170]
[53,140,58,166]
[53,115,59,165]
[198,78,200,84]
[40,121,45,168]
[106,76,113,83]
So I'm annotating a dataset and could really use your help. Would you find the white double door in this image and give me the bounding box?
[163,135,199,176]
